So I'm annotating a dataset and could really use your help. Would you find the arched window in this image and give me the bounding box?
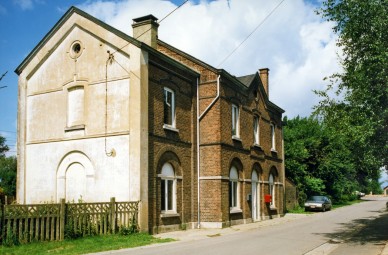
[269,173,275,207]
[160,163,176,213]
[229,166,240,210]
[251,170,260,220]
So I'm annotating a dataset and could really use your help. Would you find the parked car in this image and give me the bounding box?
[304,196,332,212]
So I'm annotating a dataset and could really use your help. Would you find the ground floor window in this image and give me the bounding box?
[229,166,239,210]
[160,163,176,213]
[269,173,275,207]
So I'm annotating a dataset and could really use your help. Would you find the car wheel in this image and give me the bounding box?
[322,206,326,212]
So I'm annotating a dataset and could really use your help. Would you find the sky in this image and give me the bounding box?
[0,0,385,184]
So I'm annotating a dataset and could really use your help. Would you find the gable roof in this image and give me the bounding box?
[15,6,198,78]
[158,40,284,113]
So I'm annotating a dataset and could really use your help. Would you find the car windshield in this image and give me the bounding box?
[308,196,325,202]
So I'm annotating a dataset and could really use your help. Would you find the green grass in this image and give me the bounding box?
[332,199,364,209]
[1,233,174,255]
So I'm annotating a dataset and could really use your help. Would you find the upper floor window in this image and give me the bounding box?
[270,123,276,151]
[164,87,176,128]
[254,116,260,145]
[67,86,84,127]
[232,104,240,137]
[160,163,176,213]
[229,166,240,210]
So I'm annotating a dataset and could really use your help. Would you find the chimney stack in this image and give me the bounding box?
[259,68,269,96]
[132,14,159,48]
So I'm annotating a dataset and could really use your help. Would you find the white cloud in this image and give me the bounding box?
[79,0,341,118]
[13,0,34,10]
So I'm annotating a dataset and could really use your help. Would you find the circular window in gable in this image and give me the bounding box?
[69,41,83,59]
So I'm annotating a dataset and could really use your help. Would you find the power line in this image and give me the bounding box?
[0,130,16,133]
[111,0,189,56]
[217,0,286,68]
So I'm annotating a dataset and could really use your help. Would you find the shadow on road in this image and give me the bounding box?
[315,209,388,246]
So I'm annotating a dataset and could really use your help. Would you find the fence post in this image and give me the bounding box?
[59,198,65,240]
[110,197,116,233]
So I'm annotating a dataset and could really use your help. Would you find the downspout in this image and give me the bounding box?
[281,124,286,215]
[197,75,220,229]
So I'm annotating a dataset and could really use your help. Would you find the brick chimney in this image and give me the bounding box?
[259,68,269,96]
[132,14,159,48]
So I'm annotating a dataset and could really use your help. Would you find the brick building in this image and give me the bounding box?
[16,7,285,233]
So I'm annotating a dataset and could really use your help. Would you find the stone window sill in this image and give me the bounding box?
[232,135,242,142]
[160,212,179,218]
[229,208,243,214]
[163,124,179,133]
[65,124,85,132]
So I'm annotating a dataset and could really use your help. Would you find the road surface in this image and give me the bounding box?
[93,196,388,255]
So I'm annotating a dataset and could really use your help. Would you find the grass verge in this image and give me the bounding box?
[332,199,364,210]
[1,233,174,255]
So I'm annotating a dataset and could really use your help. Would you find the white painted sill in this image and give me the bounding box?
[229,208,243,214]
[232,135,242,141]
[160,212,180,218]
[163,124,179,133]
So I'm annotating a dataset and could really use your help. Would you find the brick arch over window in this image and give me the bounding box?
[228,157,243,178]
[156,150,182,177]
[252,162,263,179]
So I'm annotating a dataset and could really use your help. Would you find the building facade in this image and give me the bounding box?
[16,7,285,233]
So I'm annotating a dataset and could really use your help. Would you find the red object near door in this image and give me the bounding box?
[264,194,272,203]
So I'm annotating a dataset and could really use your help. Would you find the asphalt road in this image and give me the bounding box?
[93,196,388,255]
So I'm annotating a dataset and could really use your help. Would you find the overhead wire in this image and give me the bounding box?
[103,0,189,157]
[217,0,286,68]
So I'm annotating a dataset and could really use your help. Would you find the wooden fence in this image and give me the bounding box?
[0,198,139,244]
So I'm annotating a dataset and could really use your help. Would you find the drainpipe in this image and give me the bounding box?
[197,75,221,228]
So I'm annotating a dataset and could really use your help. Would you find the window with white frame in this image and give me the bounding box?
[160,163,176,213]
[164,87,175,128]
[67,86,84,127]
[229,166,240,210]
[270,123,276,151]
[269,173,275,207]
[254,116,260,145]
[232,104,240,137]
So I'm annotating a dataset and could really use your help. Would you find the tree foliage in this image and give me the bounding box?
[315,0,388,174]
[0,135,16,196]
[0,136,9,157]
[0,156,17,196]
[284,116,360,204]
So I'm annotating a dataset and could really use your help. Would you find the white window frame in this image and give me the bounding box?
[254,116,260,145]
[270,123,276,151]
[163,87,176,128]
[160,163,177,213]
[232,104,240,138]
[269,173,275,208]
[229,166,240,212]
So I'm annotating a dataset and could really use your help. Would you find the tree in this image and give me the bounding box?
[315,0,388,181]
[0,135,16,196]
[0,135,9,157]
[0,156,17,196]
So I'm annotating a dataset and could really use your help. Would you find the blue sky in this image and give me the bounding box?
[0,0,385,187]
[0,0,327,154]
